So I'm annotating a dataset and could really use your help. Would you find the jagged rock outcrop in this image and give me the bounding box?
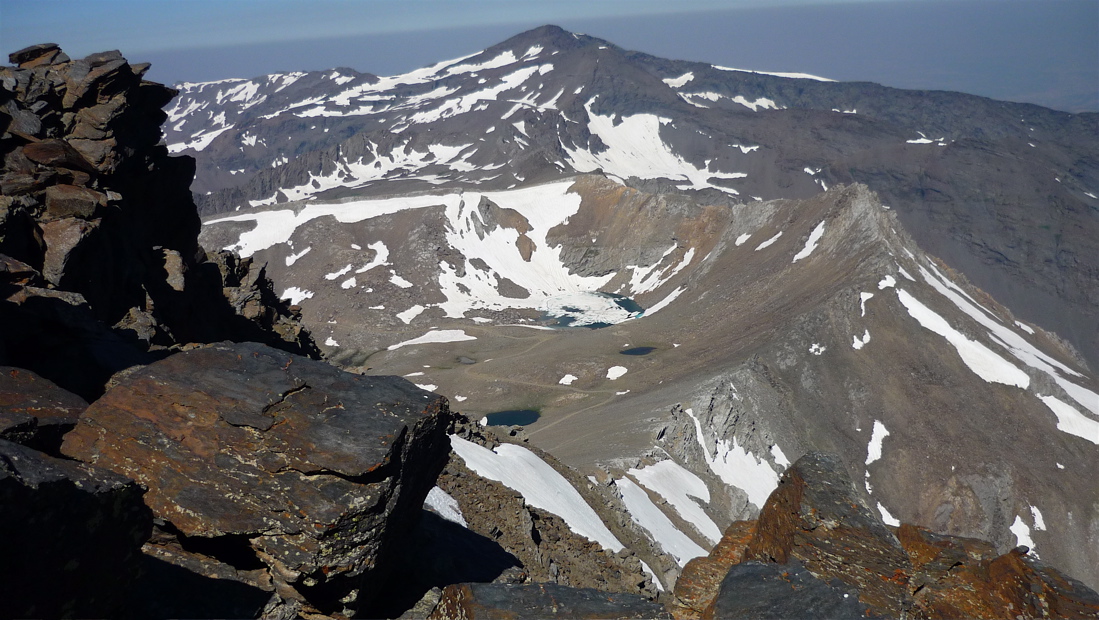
[435,429,660,600]
[742,452,913,616]
[671,453,1099,619]
[1,44,317,400]
[61,341,457,619]
[428,583,672,619]
[0,364,85,453]
[0,437,153,618]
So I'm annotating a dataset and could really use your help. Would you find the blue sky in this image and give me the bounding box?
[3,0,1097,112]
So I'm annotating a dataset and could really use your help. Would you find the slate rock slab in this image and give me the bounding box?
[0,365,86,453]
[704,560,867,620]
[62,341,456,618]
[0,438,152,618]
[428,582,671,619]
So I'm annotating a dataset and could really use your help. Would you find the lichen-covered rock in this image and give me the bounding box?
[61,341,457,618]
[744,452,912,617]
[427,582,672,619]
[0,365,86,453]
[898,524,1099,619]
[0,438,152,618]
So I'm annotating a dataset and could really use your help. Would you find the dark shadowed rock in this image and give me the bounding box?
[62,341,457,618]
[370,509,523,618]
[744,452,912,616]
[0,438,152,618]
[428,582,672,619]
[703,561,868,620]
[0,365,86,454]
[0,252,39,286]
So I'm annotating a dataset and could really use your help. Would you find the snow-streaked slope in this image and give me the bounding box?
[896,289,1030,388]
[450,436,624,552]
[628,460,722,543]
[616,477,707,566]
[684,408,782,509]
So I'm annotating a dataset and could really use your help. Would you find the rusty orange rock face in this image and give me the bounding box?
[671,520,756,619]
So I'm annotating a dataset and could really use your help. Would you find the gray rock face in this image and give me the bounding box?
[0,365,86,454]
[61,341,457,618]
[706,561,867,620]
[428,582,672,619]
[0,438,152,619]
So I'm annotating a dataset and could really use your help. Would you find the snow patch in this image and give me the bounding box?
[1037,395,1099,444]
[1010,515,1037,555]
[388,329,476,350]
[663,72,695,88]
[754,232,782,251]
[878,503,900,527]
[860,292,874,317]
[324,336,339,347]
[735,233,752,246]
[607,366,628,380]
[559,374,578,386]
[285,246,311,266]
[424,486,467,527]
[852,329,871,350]
[791,221,825,262]
[866,420,890,466]
[396,304,426,324]
[281,287,313,305]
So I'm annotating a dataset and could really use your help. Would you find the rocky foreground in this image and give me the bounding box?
[3,44,1099,619]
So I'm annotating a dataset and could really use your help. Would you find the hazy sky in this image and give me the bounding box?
[4,0,1097,112]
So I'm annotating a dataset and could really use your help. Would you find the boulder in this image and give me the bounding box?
[744,452,912,617]
[703,561,868,620]
[40,216,100,285]
[62,341,457,618]
[671,520,756,619]
[0,365,86,453]
[427,583,672,619]
[0,438,152,618]
[898,523,1099,619]
[44,183,104,219]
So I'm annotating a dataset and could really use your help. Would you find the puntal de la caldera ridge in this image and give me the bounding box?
[2,25,1098,619]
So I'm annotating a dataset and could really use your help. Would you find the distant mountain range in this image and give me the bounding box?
[186,26,1099,590]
